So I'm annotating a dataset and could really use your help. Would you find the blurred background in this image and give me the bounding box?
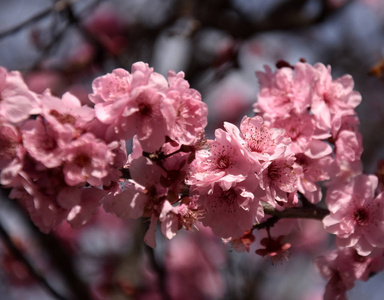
[0,0,384,299]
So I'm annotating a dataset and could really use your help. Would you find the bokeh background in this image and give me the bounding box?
[0,0,384,299]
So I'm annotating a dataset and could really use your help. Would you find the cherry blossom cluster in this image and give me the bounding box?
[1,60,384,299]
[187,61,364,241]
[0,66,126,232]
[252,62,384,298]
[0,62,207,240]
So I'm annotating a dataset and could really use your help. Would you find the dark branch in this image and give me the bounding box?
[252,202,329,232]
[23,215,94,300]
[261,202,330,220]
[0,190,93,300]
[0,220,67,300]
[145,245,171,300]
[0,7,52,39]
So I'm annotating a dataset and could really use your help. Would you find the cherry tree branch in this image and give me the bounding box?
[0,221,67,300]
[0,189,93,300]
[261,202,329,220]
[0,0,80,40]
[21,212,94,300]
[145,245,171,300]
[251,202,329,232]
[0,8,52,39]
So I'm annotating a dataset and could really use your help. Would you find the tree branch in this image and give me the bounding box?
[0,0,80,40]
[262,202,329,220]
[145,245,171,300]
[0,220,67,300]
[252,202,329,232]
[0,189,93,300]
[0,8,52,39]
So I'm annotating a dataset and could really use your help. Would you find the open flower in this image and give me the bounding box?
[311,63,361,129]
[258,154,297,205]
[166,70,208,146]
[254,62,313,118]
[188,126,251,191]
[194,180,263,239]
[90,62,173,151]
[63,133,114,186]
[323,174,384,256]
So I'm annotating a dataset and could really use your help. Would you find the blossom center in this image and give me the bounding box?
[323,91,335,106]
[246,127,273,153]
[0,134,16,159]
[216,155,231,170]
[74,153,92,168]
[40,135,57,152]
[50,110,76,125]
[138,102,152,117]
[267,161,281,181]
[182,210,199,230]
[287,126,299,141]
[354,208,369,226]
[295,153,312,173]
[221,189,237,206]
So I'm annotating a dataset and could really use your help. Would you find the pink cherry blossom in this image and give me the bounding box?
[2,58,384,299]
[258,154,298,205]
[236,115,290,162]
[194,179,264,239]
[327,160,362,187]
[311,63,362,129]
[0,67,40,124]
[63,133,115,186]
[335,130,363,163]
[225,229,256,253]
[294,153,334,203]
[39,91,95,138]
[9,170,70,233]
[333,115,363,163]
[125,86,172,152]
[103,156,169,247]
[91,62,174,151]
[254,62,313,118]
[103,181,148,220]
[315,248,374,300]
[21,117,71,169]
[67,188,108,228]
[266,112,316,154]
[187,126,251,191]
[166,70,208,146]
[323,174,384,256]
[159,196,202,240]
[0,121,25,185]
[89,68,132,104]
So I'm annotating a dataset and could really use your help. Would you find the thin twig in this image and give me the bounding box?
[145,245,171,300]
[0,189,93,300]
[0,8,52,39]
[62,1,125,67]
[22,213,94,300]
[0,220,67,300]
[262,202,329,220]
[30,24,69,70]
[252,203,329,232]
